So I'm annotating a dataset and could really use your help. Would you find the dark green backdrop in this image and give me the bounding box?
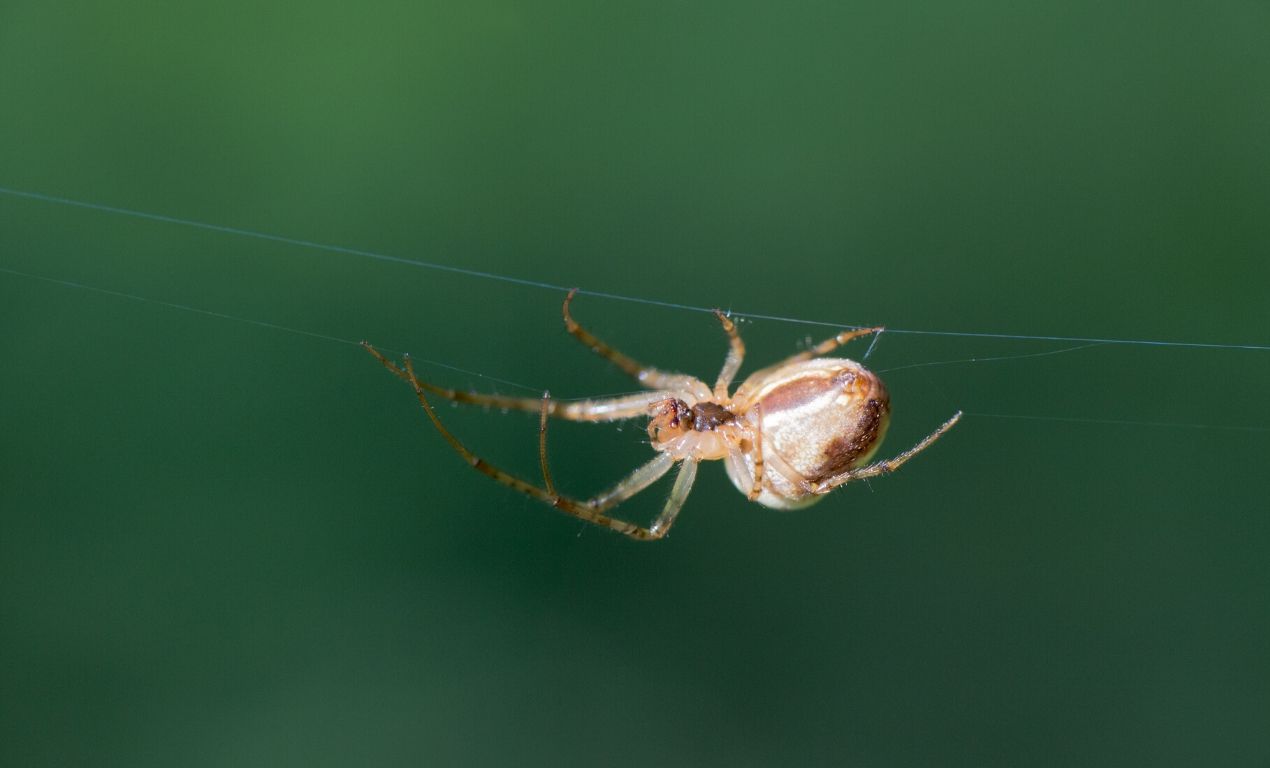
[3,2,1268,765]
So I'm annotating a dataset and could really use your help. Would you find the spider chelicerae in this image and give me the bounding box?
[362,291,960,541]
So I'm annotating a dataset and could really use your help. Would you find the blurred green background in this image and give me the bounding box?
[2,2,1269,765]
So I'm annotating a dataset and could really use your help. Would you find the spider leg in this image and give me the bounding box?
[362,341,669,422]
[711,309,745,399]
[748,403,765,501]
[538,392,556,496]
[647,459,698,538]
[392,352,689,541]
[563,290,711,399]
[813,411,962,493]
[730,325,887,403]
[778,325,886,368]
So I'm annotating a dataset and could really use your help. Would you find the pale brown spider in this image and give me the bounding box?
[362,290,960,541]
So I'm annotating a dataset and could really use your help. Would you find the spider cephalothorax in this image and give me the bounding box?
[647,398,736,436]
[648,398,739,462]
[363,290,960,540]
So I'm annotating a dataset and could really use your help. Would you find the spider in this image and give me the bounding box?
[362,290,961,541]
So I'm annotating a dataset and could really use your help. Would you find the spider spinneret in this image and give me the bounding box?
[363,290,960,541]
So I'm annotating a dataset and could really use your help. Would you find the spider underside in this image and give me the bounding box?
[363,291,960,541]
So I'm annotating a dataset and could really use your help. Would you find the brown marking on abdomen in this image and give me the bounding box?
[806,397,890,482]
[759,372,845,414]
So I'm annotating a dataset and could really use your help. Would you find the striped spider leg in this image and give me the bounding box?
[362,340,698,541]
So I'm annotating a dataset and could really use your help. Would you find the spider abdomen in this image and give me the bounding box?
[726,358,892,509]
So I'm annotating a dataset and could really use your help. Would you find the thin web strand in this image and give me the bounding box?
[877,342,1108,374]
[3,264,1265,435]
[3,185,1268,353]
[0,265,540,394]
[966,411,1270,434]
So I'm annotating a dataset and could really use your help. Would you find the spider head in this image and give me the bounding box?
[647,398,695,445]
